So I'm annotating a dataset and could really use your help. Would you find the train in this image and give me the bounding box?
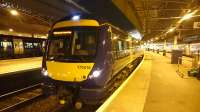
[0,34,46,59]
[42,15,143,109]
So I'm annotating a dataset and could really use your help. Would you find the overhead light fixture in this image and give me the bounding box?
[71,15,80,21]
[113,36,118,40]
[126,38,131,41]
[178,10,198,23]
[167,27,175,33]
[169,28,175,32]
[9,28,13,32]
[182,13,193,20]
[129,30,142,40]
[10,9,19,16]
[155,37,159,40]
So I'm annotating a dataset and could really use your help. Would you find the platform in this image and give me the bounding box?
[97,51,200,112]
[0,57,42,75]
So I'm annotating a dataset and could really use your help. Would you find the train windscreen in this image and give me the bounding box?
[47,28,97,62]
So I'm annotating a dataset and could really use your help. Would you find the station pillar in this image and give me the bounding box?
[171,35,182,64]
[173,36,178,49]
[163,40,167,56]
[185,44,191,56]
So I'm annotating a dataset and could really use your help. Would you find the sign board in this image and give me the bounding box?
[183,35,200,42]
[193,22,200,28]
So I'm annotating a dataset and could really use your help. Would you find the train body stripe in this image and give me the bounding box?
[46,61,94,82]
[53,19,100,29]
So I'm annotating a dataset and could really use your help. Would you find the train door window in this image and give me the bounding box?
[118,41,122,51]
[0,41,3,48]
[42,41,46,48]
[111,34,118,60]
[13,39,23,54]
[24,42,33,49]
[2,40,12,49]
[33,43,40,48]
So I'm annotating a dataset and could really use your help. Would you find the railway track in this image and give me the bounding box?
[0,83,43,112]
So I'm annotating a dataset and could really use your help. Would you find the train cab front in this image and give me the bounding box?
[41,18,112,106]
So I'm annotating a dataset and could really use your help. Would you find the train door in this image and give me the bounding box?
[0,38,3,58]
[13,39,24,57]
[32,41,41,56]
[23,40,34,57]
[42,40,46,54]
[1,38,13,58]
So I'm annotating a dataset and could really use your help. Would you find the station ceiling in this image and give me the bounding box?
[130,0,200,41]
[0,0,200,42]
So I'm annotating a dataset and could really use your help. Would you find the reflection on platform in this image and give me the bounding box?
[0,57,42,75]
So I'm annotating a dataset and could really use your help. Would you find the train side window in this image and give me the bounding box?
[118,41,122,51]
[111,34,119,60]
[25,42,33,49]
[2,41,12,49]
[0,42,2,48]
[33,43,40,48]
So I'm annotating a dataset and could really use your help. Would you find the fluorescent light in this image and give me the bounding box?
[10,9,19,16]
[71,15,80,21]
[113,36,118,40]
[129,30,142,40]
[166,27,175,33]
[9,28,13,32]
[178,10,198,23]
[126,38,131,41]
[182,13,193,20]
[168,27,175,32]
[155,37,159,40]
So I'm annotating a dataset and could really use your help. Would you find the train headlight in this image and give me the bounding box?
[89,70,102,79]
[42,68,48,76]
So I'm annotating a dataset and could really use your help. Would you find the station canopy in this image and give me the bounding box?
[0,0,199,41]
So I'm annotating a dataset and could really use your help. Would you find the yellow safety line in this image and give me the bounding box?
[96,55,145,112]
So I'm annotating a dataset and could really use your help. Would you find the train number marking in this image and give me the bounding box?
[77,65,91,69]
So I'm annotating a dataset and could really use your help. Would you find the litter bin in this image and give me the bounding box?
[163,50,166,56]
[197,66,200,80]
[171,50,183,64]
[157,49,159,54]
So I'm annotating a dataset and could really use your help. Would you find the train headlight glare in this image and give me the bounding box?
[90,70,102,79]
[42,68,48,76]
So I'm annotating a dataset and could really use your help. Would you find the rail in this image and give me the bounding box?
[0,83,43,112]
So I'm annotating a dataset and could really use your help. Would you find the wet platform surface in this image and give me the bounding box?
[0,57,42,75]
[97,52,200,112]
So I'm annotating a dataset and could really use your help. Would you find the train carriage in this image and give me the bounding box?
[42,15,143,108]
[0,34,46,59]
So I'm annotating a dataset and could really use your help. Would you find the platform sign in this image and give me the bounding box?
[193,22,200,29]
[183,35,200,42]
